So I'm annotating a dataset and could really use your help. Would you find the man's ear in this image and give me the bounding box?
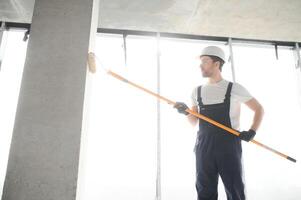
[214,61,220,69]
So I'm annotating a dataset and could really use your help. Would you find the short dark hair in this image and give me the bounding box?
[208,55,225,71]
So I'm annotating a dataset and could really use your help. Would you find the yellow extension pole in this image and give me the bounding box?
[88,52,297,163]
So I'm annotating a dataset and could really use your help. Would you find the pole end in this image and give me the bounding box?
[88,52,97,73]
[287,156,297,163]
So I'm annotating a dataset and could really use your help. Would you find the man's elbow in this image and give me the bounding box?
[257,104,265,117]
[188,115,198,127]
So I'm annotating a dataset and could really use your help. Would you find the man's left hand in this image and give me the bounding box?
[239,129,256,142]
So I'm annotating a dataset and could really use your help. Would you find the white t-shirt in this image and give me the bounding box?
[191,79,253,130]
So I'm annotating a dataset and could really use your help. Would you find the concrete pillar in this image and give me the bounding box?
[1,0,98,199]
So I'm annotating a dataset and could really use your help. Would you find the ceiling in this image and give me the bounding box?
[1,0,301,42]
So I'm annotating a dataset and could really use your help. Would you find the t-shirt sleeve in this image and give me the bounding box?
[232,83,253,103]
[191,87,198,107]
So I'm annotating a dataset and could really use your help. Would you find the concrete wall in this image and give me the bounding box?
[1,0,97,199]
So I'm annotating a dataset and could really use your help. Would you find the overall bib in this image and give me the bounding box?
[195,82,245,200]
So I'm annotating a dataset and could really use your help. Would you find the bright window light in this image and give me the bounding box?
[233,45,301,200]
[0,30,28,198]
[80,35,301,200]
[81,34,158,199]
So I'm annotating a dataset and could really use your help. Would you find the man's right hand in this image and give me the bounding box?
[174,102,189,115]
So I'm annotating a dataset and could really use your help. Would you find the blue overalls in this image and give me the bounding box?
[195,82,245,200]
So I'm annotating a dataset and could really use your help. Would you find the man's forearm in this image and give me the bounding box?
[188,113,198,126]
[250,106,264,131]
[187,106,198,126]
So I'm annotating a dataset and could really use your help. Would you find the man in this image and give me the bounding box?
[174,46,264,200]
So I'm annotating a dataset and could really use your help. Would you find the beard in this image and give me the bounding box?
[201,70,211,77]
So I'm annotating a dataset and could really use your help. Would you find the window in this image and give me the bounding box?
[233,45,301,199]
[80,34,158,199]
[0,30,28,197]
[78,34,301,200]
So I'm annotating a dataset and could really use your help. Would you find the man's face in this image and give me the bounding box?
[199,56,219,77]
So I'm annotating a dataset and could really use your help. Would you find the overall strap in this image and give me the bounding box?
[224,82,233,102]
[197,85,203,106]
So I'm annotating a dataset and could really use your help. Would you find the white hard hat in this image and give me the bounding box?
[200,46,226,62]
